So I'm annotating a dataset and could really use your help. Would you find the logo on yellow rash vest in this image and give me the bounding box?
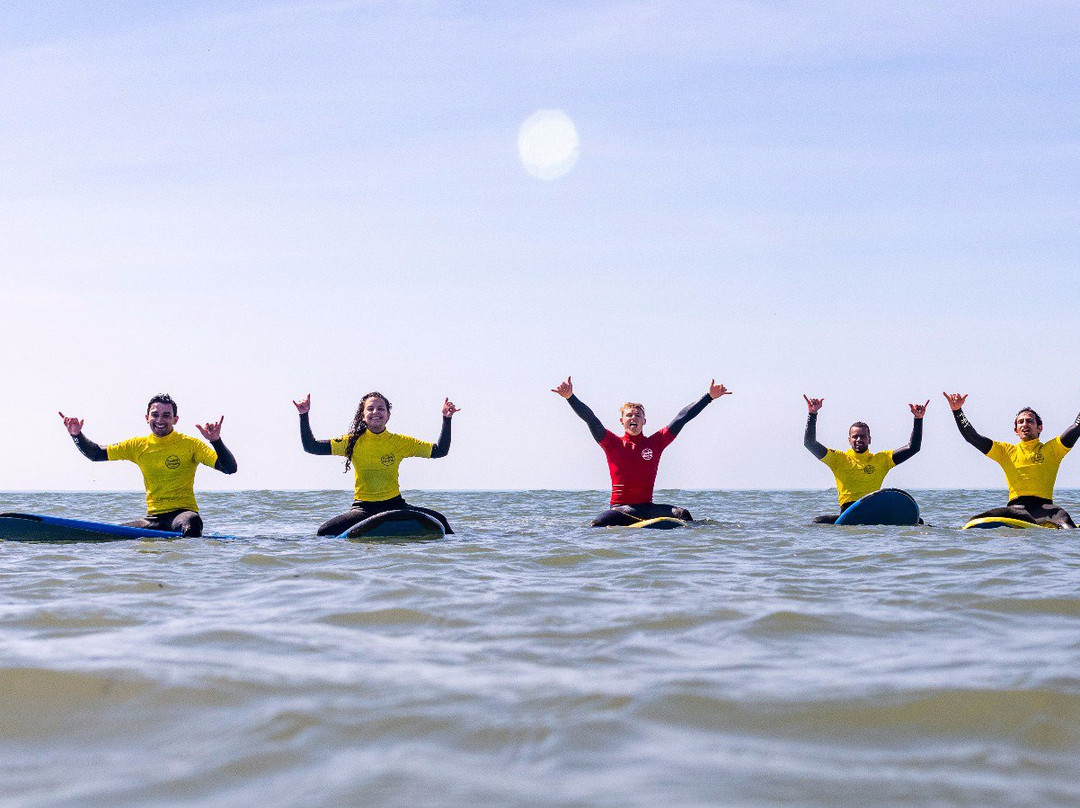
[1032,452,1044,463]
[863,465,876,475]
[380,454,395,467]
[165,455,181,469]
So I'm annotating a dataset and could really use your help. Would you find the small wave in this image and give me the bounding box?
[0,667,151,740]
[743,610,837,636]
[975,596,1080,617]
[634,685,1080,749]
[238,552,291,568]
[317,608,469,628]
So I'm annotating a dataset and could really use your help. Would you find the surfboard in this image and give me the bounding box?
[833,488,920,526]
[341,509,447,540]
[0,512,184,542]
[627,516,687,530]
[961,516,1058,530]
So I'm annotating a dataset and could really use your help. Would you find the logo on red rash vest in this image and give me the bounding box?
[642,448,654,460]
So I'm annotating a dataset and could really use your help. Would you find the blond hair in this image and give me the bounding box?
[619,402,645,418]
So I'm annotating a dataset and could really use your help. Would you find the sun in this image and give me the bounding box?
[517,109,580,180]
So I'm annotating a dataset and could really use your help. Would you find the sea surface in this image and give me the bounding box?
[0,489,1078,807]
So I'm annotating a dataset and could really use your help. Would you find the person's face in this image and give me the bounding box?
[1014,411,1042,441]
[363,397,390,433]
[848,425,870,453]
[146,402,177,437]
[620,407,646,437]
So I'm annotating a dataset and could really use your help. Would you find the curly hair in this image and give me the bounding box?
[343,392,392,472]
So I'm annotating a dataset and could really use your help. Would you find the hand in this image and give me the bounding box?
[708,379,732,399]
[58,412,84,436]
[909,400,930,419]
[803,395,824,414]
[942,392,967,412]
[196,416,224,442]
[442,398,460,418]
[293,393,311,414]
[551,376,573,399]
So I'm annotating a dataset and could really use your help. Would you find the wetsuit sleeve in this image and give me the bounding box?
[1060,410,1080,449]
[71,433,108,462]
[299,413,333,456]
[892,418,923,465]
[430,417,452,458]
[952,408,993,454]
[803,412,828,460]
[211,439,237,474]
[566,395,606,443]
[666,394,712,437]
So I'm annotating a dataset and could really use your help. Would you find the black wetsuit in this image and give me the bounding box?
[803,412,922,524]
[951,408,1080,528]
[70,431,237,537]
[299,412,454,535]
[567,393,715,527]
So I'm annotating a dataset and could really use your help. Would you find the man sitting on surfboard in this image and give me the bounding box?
[943,392,1080,528]
[552,377,730,527]
[803,396,927,523]
[59,394,237,537]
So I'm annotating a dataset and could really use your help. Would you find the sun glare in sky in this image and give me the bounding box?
[517,109,579,180]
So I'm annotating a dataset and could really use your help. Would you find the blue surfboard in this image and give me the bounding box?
[341,509,447,540]
[833,489,920,526]
[0,512,184,542]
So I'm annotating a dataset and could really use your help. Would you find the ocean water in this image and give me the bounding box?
[0,489,1078,807]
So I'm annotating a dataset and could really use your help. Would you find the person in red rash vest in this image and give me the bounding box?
[552,376,731,526]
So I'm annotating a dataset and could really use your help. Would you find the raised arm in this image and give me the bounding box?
[195,416,238,474]
[802,396,827,460]
[293,394,332,455]
[667,379,730,437]
[552,377,606,443]
[892,400,928,465]
[1060,406,1080,449]
[430,398,459,459]
[59,412,108,461]
[943,392,993,454]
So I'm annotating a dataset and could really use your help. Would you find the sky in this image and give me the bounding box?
[2,1,1080,495]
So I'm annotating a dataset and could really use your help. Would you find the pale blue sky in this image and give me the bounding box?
[3,1,1079,494]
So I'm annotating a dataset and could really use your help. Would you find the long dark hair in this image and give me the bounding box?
[343,391,392,472]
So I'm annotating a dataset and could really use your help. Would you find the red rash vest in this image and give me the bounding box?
[599,428,677,505]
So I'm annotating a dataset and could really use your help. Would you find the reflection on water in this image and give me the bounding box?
[0,489,1078,806]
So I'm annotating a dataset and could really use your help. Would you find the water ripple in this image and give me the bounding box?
[1,489,1079,806]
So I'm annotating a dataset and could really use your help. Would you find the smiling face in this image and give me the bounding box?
[620,404,646,437]
[848,423,871,454]
[145,401,177,437]
[362,396,391,434]
[1014,409,1043,442]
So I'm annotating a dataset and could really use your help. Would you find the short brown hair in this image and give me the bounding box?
[147,393,177,417]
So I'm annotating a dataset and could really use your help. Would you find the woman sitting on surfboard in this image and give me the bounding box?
[944,392,1080,528]
[551,376,730,527]
[802,395,927,523]
[295,392,459,535]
